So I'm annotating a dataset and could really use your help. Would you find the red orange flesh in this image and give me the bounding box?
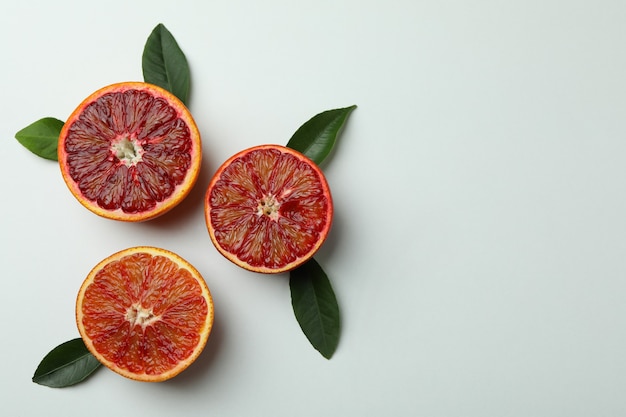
[76,246,214,382]
[58,82,201,221]
[205,144,333,273]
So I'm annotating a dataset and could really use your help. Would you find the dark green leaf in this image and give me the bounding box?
[286,105,356,166]
[33,338,101,388]
[15,117,63,161]
[290,258,340,359]
[142,23,191,105]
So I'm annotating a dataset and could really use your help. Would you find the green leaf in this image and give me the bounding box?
[142,23,191,105]
[15,117,63,161]
[286,105,356,166]
[33,338,101,388]
[290,258,340,359]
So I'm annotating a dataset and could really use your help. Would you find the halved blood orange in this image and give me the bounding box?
[76,246,214,382]
[205,144,333,274]
[58,82,201,221]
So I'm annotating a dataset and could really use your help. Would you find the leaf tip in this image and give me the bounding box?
[320,349,336,360]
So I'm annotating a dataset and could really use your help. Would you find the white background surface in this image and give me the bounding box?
[2,0,626,415]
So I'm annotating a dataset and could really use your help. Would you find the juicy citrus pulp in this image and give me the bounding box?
[76,247,214,382]
[58,82,201,221]
[205,144,333,273]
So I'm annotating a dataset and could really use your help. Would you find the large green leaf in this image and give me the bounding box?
[142,23,190,105]
[290,258,340,359]
[286,105,356,165]
[15,117,63,161]
[33,338,101,388]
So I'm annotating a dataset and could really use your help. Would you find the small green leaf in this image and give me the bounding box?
[290,258,340,359]
[286,105,356,166]
[15,117,63,161]
[33,338,101,388]
[142,23,191,105]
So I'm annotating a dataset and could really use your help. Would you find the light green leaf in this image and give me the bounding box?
[142,23,191,105]
[15,117,63,161]
[290,258,340,359]
[33,338,101,388]
[286,105,356,166]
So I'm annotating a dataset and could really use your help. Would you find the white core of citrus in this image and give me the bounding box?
[257,194,281,221]
[111,136,144,167]
[125,303,160,329]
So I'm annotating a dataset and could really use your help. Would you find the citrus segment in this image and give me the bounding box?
[205,145,333,273]
[58,82,201,221]
[76,247,214,382]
